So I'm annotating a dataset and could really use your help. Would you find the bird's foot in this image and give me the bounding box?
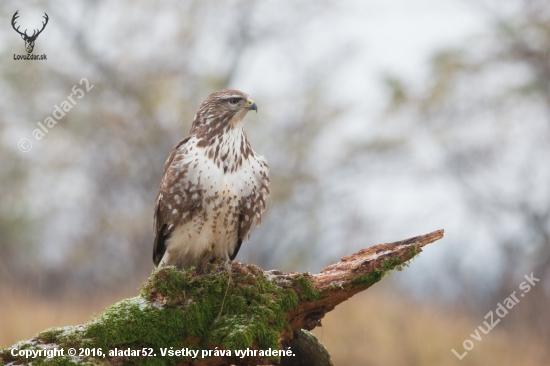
[199,257,225,273]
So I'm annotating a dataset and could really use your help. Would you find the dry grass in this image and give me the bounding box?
[0,287,136,348]
[1,286,548,366]
[312,289,549,366]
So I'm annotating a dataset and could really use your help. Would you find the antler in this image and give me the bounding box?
[33,13,49,38]
[11,10,27,37]
[11,11,49,40]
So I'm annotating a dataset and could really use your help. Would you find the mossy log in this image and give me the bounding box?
[0,230,443,366]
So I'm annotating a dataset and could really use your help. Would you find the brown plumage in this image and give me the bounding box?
[153,90,269,269]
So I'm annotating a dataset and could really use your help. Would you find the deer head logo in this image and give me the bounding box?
[12,11,49,54]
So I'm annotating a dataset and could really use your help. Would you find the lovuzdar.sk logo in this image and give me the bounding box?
[12,10,48,60]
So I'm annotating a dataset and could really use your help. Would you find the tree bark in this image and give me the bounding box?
[284,229,444,337]
[0,230,443,366]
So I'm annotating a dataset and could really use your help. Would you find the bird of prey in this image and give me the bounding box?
[153,90,269,269]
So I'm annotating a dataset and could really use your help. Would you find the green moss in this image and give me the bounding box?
[352,271,384,287]
[37,328,64,343]
[409,244,420,258]
[0,342,104,366]
[2,263,352,365]
[13,264,307,365]
[353,246,421,287]
[136,265,300,357]
[31,357,94,365]
[0,348,11,365]
[294,274,321,302]
[380,256,407,272]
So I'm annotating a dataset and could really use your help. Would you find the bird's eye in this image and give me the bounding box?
[229,98,239,105]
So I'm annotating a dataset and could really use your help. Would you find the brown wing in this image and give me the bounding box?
[152,137,191,266]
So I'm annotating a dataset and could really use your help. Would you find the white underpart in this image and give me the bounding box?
[161,119,268,268]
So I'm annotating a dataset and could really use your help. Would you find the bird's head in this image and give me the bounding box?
[192,89,257,134]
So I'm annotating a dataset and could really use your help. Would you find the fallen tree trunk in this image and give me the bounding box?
[0,230,444,366]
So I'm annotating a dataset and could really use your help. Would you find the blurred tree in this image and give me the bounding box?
[386,0,550,342]
[0,0,356,297]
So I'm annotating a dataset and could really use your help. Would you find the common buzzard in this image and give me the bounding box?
[153,90,269,269]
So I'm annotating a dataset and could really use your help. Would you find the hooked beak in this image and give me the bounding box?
[247,98,258,113]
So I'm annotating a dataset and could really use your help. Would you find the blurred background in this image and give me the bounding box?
[1,0,549,364]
